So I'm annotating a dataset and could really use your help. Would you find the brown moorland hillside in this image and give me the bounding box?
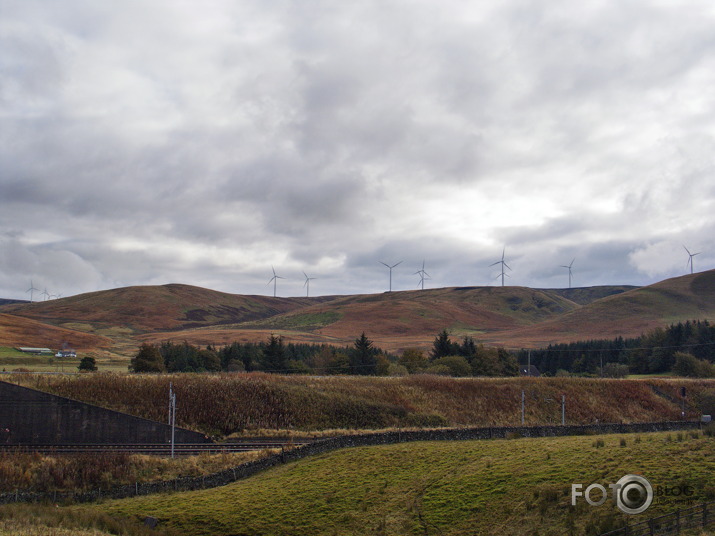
[1,271,714,357]
[137,286,583,353]
[1,284,337,332]
[0,313,111,350]
[489,270,715,348]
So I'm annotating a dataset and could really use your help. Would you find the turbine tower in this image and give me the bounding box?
[267,266,285,298]
[26,280,38,303]
[684,246,700,275]
[303,271,316,297]
[490,248,511,287]
[42,288,50,301]
[414,260,431,290]
[560,258,575,289]
[379,260,402,292]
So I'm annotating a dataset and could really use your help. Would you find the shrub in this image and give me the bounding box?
[387,364,409,376]
[77,357,97,372]
[428,355,472,377]
[398,349,428,373]
[602,363,629,378]
[672,352,715,378]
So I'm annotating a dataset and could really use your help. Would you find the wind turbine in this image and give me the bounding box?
[379,260,402,292]
[267,266,285,298]
[26,280,38,302]
[414,260,431,290]
[684,246,700,275]
[490,248,511,287]
[303,272,316,297]
[560,258,575,289]
[42,288,50,301]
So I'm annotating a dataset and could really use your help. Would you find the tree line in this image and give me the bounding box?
[130,333,385,375]
[129,330,519,377]
[521,320,715,378]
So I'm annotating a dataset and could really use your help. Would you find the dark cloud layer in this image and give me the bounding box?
[1,1,715,299]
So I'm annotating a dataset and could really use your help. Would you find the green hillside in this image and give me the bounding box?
[76,430,715,535]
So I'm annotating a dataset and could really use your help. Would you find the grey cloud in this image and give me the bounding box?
[2,1,715,299]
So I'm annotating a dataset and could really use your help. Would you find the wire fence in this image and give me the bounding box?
[600,501,714,535]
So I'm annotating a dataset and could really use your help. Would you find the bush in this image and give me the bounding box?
[672,352,715,378]
[77,357,97,372]
[602,363,629,378]
[424,364,452,376]
[428,355,472,377]
[387,364,409,376]
[398,349,428,373]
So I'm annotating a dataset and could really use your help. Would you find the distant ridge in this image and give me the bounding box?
[0,298,28,307]
[0,271,714,356]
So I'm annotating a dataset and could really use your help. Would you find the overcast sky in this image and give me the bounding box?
[2,0,715,300]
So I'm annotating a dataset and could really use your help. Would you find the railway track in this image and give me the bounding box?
[0,440,313,456]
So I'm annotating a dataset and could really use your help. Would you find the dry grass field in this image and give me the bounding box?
[7,373,712,437]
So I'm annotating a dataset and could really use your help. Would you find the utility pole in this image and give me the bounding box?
[169,383,177,458]
[561,394,566,426]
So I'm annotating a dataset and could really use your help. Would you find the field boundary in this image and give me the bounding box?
[601,500,715,535]
[0,420,701,505]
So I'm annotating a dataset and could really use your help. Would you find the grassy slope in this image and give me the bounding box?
[82,431,715,536]
[8,374,712,437]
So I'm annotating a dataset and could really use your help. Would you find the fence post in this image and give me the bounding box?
[649,518,655,536]
[675,509,680,534]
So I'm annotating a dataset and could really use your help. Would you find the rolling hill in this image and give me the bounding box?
[490,270,715,348]
[0,313,112,351]
[1,271,714,357]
